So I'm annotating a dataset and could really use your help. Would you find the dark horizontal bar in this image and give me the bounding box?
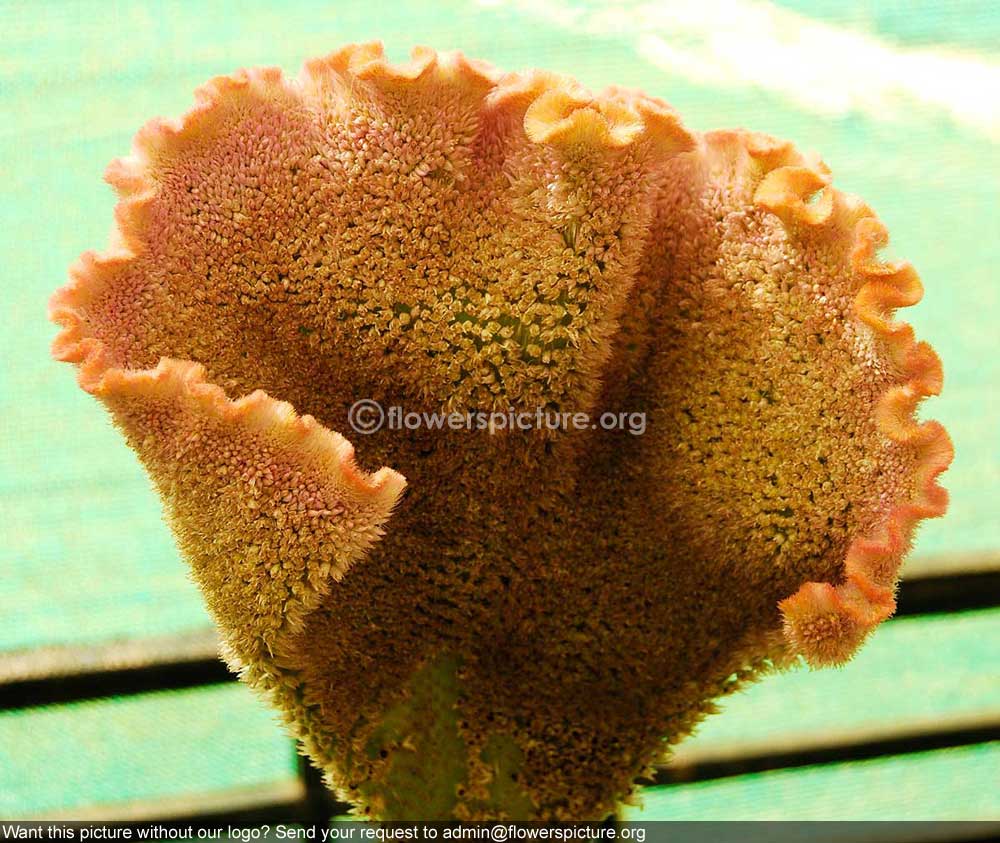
[654,723,1000,786]
[895,571,1000,617]
[0,655,233,710]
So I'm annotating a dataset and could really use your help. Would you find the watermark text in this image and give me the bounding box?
[348,400,646,436]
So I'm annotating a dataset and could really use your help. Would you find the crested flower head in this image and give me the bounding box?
[50,43,951,819]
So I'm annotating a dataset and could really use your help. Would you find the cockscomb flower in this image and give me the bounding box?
[49,43,952,819]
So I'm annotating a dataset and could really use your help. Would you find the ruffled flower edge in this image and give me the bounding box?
[729,130,953,666]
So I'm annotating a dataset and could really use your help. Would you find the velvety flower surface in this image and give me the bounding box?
[50,43,951,819]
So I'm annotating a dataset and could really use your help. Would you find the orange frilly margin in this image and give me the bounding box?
[754,152,953,666]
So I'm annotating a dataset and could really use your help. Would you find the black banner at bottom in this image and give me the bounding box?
[1,822,997,843]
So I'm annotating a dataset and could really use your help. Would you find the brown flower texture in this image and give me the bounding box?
[50,44,952,819]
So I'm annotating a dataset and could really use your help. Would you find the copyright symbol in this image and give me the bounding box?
[348,399,384,435]
[491,825,508,842]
